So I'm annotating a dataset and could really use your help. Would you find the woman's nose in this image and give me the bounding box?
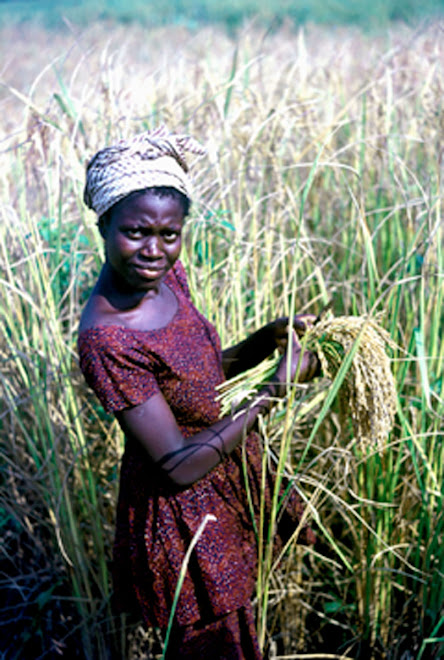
[140,236,162,257]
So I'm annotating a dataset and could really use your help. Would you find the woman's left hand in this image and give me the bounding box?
[270,314,317,354]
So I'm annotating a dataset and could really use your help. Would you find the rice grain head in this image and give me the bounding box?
[306,313,398,451]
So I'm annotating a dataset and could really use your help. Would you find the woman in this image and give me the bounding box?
[78,126,319,659]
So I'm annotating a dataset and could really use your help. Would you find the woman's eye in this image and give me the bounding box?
[163,231,179,240]
[124,228,143,238]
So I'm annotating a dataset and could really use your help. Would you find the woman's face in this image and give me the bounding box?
[101,191,185,291]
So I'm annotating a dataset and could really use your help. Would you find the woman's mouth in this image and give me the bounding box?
[132,263,165,278]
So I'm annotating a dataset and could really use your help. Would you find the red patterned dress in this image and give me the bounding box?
[78,261,313,655]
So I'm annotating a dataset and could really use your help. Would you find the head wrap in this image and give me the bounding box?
[83,126,206,217]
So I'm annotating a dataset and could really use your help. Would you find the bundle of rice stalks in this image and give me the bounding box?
[217,313,398,450]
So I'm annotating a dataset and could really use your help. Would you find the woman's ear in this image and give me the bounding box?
[97,212,110,238]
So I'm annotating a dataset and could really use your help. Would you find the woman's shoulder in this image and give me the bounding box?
[78,276,120,334]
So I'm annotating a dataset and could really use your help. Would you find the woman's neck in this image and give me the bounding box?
[96,262,163,312]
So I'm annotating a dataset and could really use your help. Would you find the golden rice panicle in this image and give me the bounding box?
[308,314,398,451]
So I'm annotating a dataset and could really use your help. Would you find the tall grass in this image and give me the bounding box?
[0,19,443,659]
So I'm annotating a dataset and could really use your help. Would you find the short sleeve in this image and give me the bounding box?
[78,326,161,413]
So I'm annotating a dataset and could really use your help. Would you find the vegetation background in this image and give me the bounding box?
[0,1,443,659]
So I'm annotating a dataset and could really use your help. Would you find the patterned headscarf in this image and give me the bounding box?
[83,126,206,217]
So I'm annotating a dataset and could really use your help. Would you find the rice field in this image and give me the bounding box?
[0,16,443,660]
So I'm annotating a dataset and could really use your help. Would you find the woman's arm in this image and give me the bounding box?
[222,324,275,380]
[222,315,317,379]
[117,333,319,487]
